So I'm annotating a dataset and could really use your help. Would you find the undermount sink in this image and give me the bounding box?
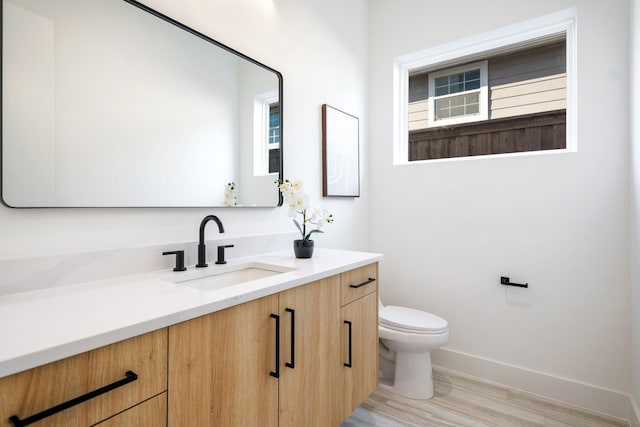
[163,262,296,291]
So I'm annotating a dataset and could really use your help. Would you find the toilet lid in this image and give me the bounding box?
[379,306,448,334]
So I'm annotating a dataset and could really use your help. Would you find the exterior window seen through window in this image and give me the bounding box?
[434,70,480,119]
[428,61,487,124]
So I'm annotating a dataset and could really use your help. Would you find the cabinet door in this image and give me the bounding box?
[278,276,341,427]
[168,294,279,427]
[339,291,379,420]
[96,393,166,427]
[0,329,167,427]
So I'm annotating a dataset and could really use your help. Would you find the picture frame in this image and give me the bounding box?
[321,104,360,197]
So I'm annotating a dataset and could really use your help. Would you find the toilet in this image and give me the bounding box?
[378,299,449,399]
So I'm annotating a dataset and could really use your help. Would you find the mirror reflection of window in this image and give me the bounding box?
[253,91,280,176]
[268,103,280,174]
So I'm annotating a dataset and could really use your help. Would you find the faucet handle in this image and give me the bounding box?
[215,245,234,265]
[163,250,187,272]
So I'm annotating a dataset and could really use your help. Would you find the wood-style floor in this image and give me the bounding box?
[342,368,630,427]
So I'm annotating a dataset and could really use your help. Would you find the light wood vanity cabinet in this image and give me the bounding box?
[168,276,342,427]
[0,329,167,427]
[167,262,378,427]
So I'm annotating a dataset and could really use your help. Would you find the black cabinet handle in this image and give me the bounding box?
[270,313,280,378]
[9,370,138,427]
[285,308,295,369]
[349,277,376,289]
[344,320,353,368]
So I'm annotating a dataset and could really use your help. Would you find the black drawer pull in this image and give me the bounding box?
[344,320,353,368]
[9,370,138,427]
[350,277,376,289]
[285,308,295,369]
[270,313,280,378]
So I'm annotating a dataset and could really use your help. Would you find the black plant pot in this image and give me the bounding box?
[293,239,314,258]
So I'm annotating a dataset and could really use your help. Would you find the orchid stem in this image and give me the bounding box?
[302,209,307,239]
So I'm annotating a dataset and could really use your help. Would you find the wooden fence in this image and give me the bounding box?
[408,110,566,161]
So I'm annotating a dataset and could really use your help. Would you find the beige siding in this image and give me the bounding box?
[488,42,566,119]
[408,100,429,130]
[491,74,566,118]
[492,88,565,109]
[491,74,566,98]
[491,99,566,118]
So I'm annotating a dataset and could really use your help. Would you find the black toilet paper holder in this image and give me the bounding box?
[500,276,528,288]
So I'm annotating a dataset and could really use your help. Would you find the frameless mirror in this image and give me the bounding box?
[1,0,282,207]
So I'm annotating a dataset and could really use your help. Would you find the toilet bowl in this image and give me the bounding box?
[378,302,448,399]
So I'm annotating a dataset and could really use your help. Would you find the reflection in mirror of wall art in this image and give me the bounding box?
[321,104,360,198]
[1,0,282,208]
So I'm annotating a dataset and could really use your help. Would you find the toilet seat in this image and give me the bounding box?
[379,306,448,334]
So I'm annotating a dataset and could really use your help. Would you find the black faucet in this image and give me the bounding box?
[196,215,224,268]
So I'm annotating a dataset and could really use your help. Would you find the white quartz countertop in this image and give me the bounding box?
[0,248,382,378]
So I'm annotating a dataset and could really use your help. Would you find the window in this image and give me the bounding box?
[394,8,576,164]
[428,60,487,126]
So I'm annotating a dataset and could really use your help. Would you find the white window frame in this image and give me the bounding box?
[393,8,577,165]
[253,90,279,176]
[427,60,488,127]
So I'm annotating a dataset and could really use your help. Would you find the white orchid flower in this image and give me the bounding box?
[276,178,333,241]
[310,206,323,222]
[289,193,308,211]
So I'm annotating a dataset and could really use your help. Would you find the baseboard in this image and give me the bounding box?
[630,396,640,427]
[432,347,633,423]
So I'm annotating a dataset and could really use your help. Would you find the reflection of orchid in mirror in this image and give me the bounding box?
[224,182,237,206]
[276,179,334,241]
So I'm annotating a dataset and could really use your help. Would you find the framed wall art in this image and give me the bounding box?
[321,104,360,197]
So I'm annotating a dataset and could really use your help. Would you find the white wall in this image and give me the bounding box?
[0,0,369,258]
[369,0,631,398]
[631,0,640,420]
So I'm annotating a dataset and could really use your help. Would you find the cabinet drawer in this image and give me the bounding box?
[0,328,167,427]
[95,393,166,427]
[340,263,378,306]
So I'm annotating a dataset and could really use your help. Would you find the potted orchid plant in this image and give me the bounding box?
[276,179,334,258]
